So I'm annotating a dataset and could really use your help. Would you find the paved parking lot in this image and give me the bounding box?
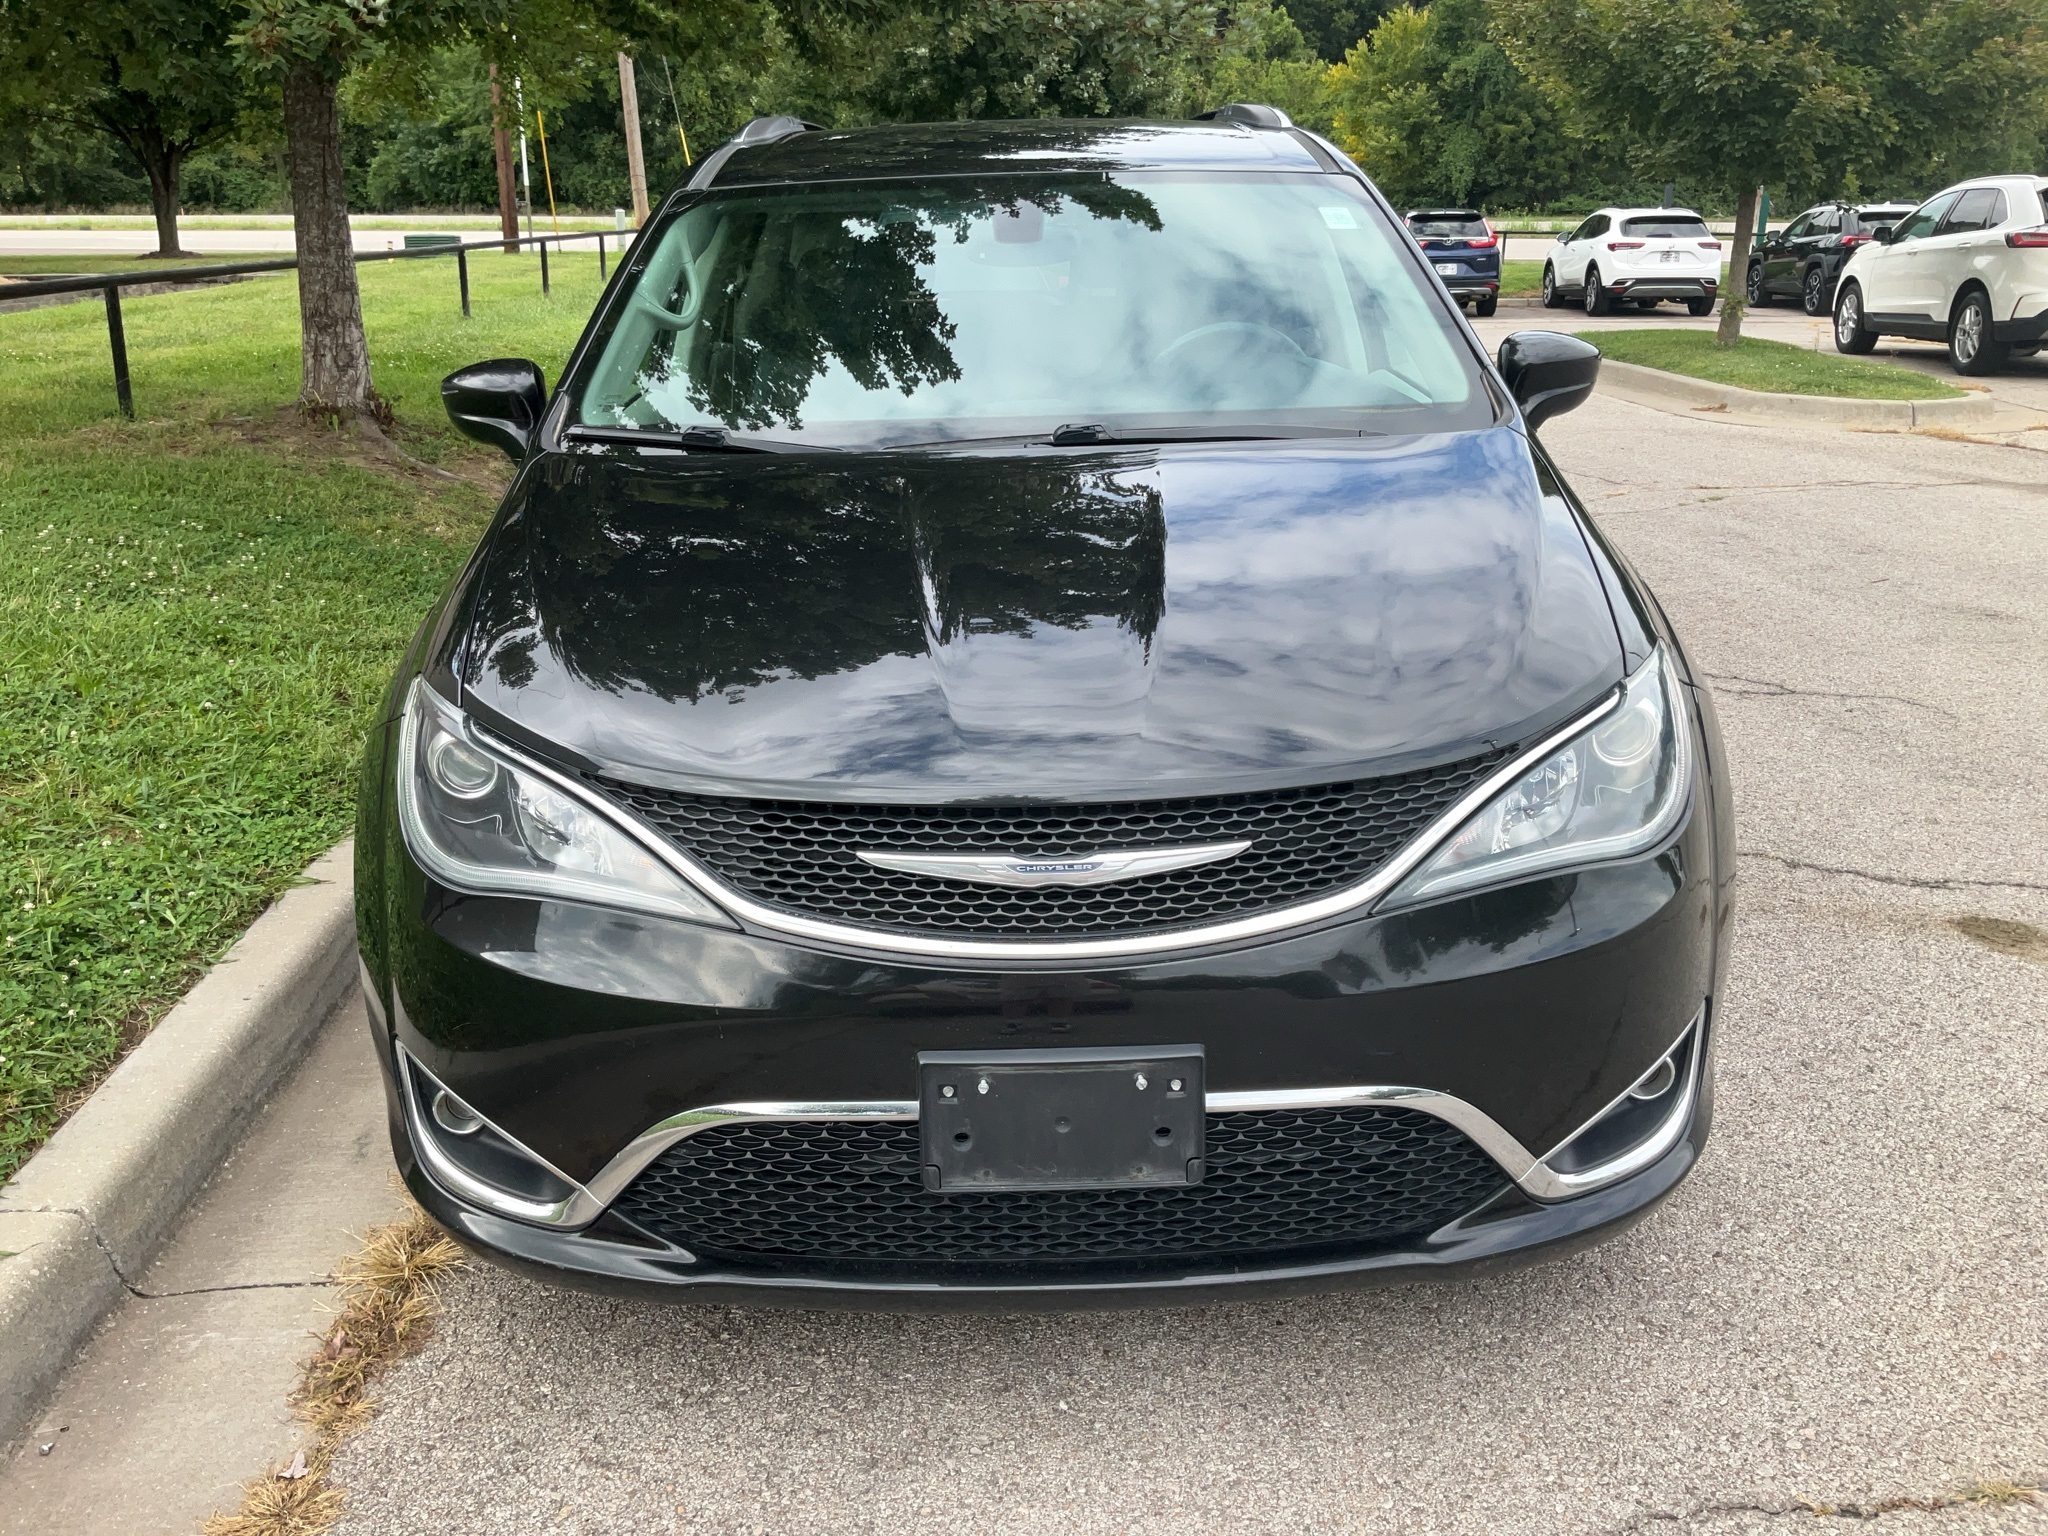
[321,399,2048,1535]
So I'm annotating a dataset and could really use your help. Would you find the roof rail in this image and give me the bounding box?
[733,115,821,147]
[1196,103,1294,129]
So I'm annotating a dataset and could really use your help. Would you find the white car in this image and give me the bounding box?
[1833,175,2048,374]
[1541,207,1723,316]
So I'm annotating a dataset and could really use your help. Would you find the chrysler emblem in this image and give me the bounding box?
[856,842,1252,887]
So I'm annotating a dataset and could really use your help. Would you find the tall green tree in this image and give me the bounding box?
[1327,0,1572,209]
[1493,0,1876,343]
[0,0,254,256]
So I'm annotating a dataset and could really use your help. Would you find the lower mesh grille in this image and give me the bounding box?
[592,751,1508,939]
[609,1107,1507,1273]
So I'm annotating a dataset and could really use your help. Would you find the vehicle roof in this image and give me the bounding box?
[694,119,1331,190]
[1598,207,1707,219]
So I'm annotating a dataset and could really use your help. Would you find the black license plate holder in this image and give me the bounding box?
[917,1046,1205,1192]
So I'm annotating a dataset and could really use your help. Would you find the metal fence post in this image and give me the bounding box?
[598,233,607,282]
[458,246,471,317]
[103,285,133,419]
[539,237,550,296]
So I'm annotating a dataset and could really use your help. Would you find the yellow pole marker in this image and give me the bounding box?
[534,108,561,236]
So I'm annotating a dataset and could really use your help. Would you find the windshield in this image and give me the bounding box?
[1618,216,1711,239]
[1408,213,1488,239]
[572,172,1488,448]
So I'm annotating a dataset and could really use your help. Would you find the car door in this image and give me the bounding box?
[1921,188,2007,323]
[1792,207,1840,295]
[1765,211,1815,294]
[1558,214,1606,286]
[1859,191,1959,318]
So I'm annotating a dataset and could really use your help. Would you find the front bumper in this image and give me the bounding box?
[364,754,1726,1302]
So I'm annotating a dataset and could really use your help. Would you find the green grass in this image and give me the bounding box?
[1577,328,1964,400]
[1501,259,1542,297]
[0,255,248,278]
[0,249,609,1178]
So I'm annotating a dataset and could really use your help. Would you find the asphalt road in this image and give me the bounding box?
[326,399,2048,1536]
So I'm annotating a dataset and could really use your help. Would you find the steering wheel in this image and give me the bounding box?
[1154,321,1314,370]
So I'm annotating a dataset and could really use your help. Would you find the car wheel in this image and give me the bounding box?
[1474,295,1497,317]
[1541,265,1561,308]
[1583,266,1611,316]
[1833,282,1877,354]
[1636,298,1660,310]
[1686,296,1715,317]
[1802,267,1828,317]
[1746,262,1768,306]
[1948,287,2010,376]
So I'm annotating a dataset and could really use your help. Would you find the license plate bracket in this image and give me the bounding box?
[918,1047,1205,1192]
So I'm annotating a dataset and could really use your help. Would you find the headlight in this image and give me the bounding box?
[394,679,734,927]
[1383,647,1692,907]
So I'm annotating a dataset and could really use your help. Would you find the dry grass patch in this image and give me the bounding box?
[201,1207,464,1536]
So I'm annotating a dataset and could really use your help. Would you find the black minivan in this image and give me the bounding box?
[357,107,1734,1307]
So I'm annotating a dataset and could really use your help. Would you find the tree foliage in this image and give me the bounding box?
[0,0,256,253]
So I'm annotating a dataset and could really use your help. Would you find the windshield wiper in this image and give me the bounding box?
[563,424,830,454]
[882,423,1370,451]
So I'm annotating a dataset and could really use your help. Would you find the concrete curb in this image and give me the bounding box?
[0,841,356,1450]
[1595,357,1998,429]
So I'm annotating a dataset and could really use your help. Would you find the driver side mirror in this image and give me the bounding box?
[442,359,547,462]
[1497,332,1601,431]
[1871,225,1895,245]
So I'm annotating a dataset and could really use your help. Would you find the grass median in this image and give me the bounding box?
[1579,327,1964,401]
[0,250,604,1178]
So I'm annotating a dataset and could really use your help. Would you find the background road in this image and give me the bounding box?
[325,399,2048,1535]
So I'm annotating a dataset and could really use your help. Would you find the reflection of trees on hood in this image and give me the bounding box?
[469,455,1169,706]
[678,177,1161,431]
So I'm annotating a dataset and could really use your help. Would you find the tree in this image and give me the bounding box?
[1493,0,1877,344]
[1328,0,1575,209]
[0,1,253,257]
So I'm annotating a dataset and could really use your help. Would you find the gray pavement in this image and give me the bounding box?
[0,996,404,1535]
[315,401,2048,1534]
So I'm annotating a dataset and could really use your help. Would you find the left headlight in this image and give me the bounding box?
[394,679,734,927]
[1382,646,1693,907]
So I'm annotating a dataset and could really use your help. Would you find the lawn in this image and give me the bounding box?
[1501,259,1542,297]
[0,255,242,277]
[1579,328,1964,401]
[0,249,608,1178]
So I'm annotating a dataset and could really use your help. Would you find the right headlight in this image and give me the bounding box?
[394,679,734,928]
[1382,647,1692,908]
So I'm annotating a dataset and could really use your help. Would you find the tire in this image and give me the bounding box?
[1686,296,1715,317]
[1833,282,1877,353]
[1474,295,1497,317]
[1948,287,2009,376]
[1583,265,1611,316]
[1541,265,1562,308]
[1801,266,1828,317]
[1746,262,1769,306]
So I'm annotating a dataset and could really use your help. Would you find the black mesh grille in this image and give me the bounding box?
[594,751,1507,938]
[609,1108,1507,1273]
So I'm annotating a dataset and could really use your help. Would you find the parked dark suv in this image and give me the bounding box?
[1747,201,1916,316]
[360,108,1733,1307]
[1406,209,1500,315]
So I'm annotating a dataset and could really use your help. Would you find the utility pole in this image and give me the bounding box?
[515,76,533,243]
[618,52,650,227]
[488,64,517,252]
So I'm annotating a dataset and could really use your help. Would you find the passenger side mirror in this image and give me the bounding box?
[1871,225,1895,245]
[442,359,548,462]
[1497,332,1601,431]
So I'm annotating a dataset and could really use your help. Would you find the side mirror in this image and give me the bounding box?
[1554,230,1567,242]
[1497,332,1601,431]
[1871,224,1895,245]
[442,359,547,461]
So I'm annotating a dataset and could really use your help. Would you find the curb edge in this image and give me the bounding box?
[0,840,356,1451]
[1594,357,1996,427]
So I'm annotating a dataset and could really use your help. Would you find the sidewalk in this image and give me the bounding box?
[0,994,400,1536]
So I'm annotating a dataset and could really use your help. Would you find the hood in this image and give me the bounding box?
[452,430,1622,801]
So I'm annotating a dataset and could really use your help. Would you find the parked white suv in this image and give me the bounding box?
[1542,208,1723,316]
[1833,175,2048,374]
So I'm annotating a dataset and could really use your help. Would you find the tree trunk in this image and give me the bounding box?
[143,150,186,259]
[282,60,376,418]
[489,64,518,253]
[1715,184,1761,347]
